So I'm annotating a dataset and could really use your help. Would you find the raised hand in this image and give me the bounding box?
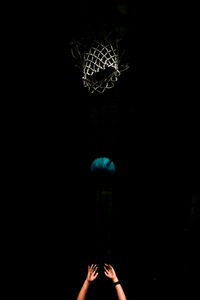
[104,264,118,282]
[77,263,126,300]
[104,264,127,300]
[87,264,99,282]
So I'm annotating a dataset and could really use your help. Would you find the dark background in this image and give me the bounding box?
[19,1,198,299]
[59,0,196,299]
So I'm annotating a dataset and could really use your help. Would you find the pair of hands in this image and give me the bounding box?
[87,264,118,283]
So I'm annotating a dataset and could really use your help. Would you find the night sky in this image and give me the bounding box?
[21,1,199,299]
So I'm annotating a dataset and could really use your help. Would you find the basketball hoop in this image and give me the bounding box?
[71,38,129,93]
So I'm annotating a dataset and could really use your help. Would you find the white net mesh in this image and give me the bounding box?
[71,39,129,93]
[82,40,121,93]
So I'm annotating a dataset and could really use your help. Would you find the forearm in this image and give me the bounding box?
[77,280,90,300]
[113,277,127,300]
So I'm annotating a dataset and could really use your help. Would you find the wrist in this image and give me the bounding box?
[112,276,119,283]
[85,279,92,285]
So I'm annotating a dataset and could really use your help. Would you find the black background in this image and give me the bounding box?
[60,1,187,299]
[16,1,198,299]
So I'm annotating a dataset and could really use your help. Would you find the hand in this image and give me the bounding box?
[86,264,98,282]
[104,264,118,282]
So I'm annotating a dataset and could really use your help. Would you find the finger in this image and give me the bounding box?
[109,264,113,270]
[104,270,109,276]
[105,263,111,269]
[94,272,98,279]
[92,268,96,275]
[92,264,97,272]
[93,265,98,273]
